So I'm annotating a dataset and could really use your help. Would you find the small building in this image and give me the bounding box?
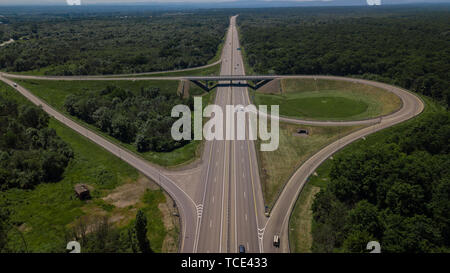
[74,184,91,200]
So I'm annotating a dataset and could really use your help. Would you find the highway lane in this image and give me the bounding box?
[195,19,234,253]
[91,59,222,78]
[0,74,199,253]
[196,15,266,253]
[228,16,266,254]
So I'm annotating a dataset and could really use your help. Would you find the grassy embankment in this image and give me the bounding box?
[254,79,402,121]
[288,95,445,253]
[257,122,364,211]
[255,77,404,250]
[0,82,178,253]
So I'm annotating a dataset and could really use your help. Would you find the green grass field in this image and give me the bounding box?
[255,79,402,121]
[288,95,444,253]
[14,79,211,167]
[257,122,364,209]
[0,82,176,253]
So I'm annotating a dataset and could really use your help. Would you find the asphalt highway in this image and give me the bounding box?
[0,15,425,254]
[195,16,265,253]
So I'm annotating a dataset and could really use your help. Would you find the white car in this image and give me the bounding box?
[13,83,17,88]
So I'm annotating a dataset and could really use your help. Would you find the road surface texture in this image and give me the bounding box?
[0,15,424,253]
[194,16,266,253]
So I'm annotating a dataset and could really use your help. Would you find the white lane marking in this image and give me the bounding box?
[244,191,246,198]
[210,220,212,228]
[195,136,216,253]
[258,228,265,240]
[233,139,238,253]
[196,204,203,218]
[245,214,248,221]
[212,196,215,203]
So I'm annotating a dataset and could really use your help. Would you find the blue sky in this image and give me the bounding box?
[1,0,449,5]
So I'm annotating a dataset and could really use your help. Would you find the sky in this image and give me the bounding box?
[0,0,449,5]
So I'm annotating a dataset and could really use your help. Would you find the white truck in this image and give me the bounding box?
[273,235,280,248]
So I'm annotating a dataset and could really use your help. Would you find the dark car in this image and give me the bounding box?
[239,245,245,253]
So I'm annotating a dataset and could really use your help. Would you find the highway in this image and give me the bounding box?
[0,15,425,254]
[195,15,265,253]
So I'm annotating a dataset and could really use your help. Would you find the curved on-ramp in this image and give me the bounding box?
[1,71,424,254]
[0,75,200,253]
[261,75,424,253]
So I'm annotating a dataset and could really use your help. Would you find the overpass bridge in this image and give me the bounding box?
[183,75,279,92]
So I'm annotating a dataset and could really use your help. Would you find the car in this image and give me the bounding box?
[273,235,280,248]
[13,83,17,88]
[239,245,245,253]
[235,106,245,112]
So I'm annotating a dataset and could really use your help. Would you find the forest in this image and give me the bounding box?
[238,6,450,107]
[0,10,228,75]
[0,94,73,191]
[311,112,450,253]
[64,85,193,153]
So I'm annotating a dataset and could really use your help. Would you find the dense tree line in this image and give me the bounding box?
[0,11,228,75]
[238,6,450,106]
[311,112,450,253]
[64,85,193,153]
[0,207,9,253]
[0,95,73,190]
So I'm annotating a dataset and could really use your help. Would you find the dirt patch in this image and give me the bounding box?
[102,176,158,208]
[18,223,31,233]
[177,80,190,98]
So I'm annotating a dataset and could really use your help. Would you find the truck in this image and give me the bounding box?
[273,235,280,248]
